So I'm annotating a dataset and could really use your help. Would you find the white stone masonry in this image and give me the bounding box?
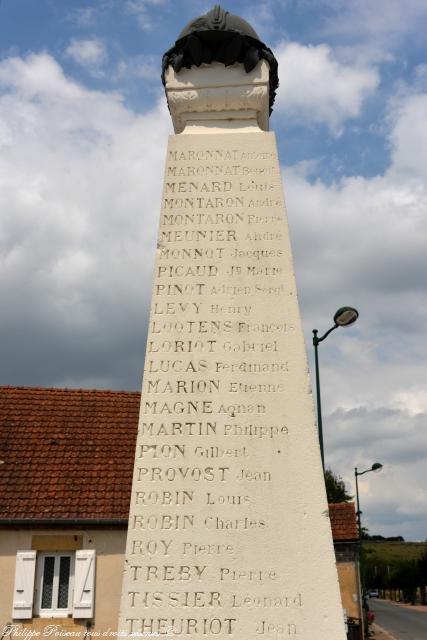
[118,61,347,639]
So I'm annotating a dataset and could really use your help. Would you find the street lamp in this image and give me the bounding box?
[312,306,359,471]
[355,463,383,542]
[355,463,383,638]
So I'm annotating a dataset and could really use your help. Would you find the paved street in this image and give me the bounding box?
[371,599,427,640]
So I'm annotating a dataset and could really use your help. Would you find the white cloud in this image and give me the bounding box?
[0,52,171,388]
[414,65,427,90]
[67,7,97,27]
[0,48,426,539]
[320,0,427,46]
[280,83,427,537]
[328,404,427,539]
[392,389,427,416]
[114,55,158,81]
[125,0,167,31]
[66,38,108,76]
[242,3,275,41]
[66,1,115,28]
[274,42,379,134]
[284,86,427,310]
[388,93,427,180]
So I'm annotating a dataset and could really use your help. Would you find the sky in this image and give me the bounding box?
[0,0,427,540]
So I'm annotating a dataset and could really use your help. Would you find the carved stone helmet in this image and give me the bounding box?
[178,4,260,41]
[162,5,279,113]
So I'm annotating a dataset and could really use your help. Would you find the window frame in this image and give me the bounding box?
[34,552,75,618]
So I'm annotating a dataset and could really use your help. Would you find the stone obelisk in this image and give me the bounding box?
[119,7,347,639]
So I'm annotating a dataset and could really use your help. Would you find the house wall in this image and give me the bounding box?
[0,528,126,634]
[337,560,361,619]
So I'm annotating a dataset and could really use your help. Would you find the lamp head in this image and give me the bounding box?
[371,462,383,473]
[334,306,359,327]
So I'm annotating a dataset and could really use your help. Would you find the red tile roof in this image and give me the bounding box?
[329,502,358,541]
[0,386,140,521]
[0,386,358,541]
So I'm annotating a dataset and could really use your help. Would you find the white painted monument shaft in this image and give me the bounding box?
[119,8,346,638]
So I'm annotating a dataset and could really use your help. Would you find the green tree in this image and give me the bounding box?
[417,549,427,605]
[391,560,418,604]
[361,525,371,540]
[325,468,352,503]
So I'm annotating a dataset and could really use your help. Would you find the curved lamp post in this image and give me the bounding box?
[355,463,383,543]
[312,306,359,471]
[355,463,383,637]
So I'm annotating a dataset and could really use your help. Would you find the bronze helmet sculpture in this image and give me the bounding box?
[162,5,279,113]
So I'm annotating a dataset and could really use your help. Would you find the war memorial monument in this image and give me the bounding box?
[118,6,347,638]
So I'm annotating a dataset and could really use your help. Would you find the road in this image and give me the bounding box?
[371,599,427,640]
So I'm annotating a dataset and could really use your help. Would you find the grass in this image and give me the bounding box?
[363,541,427,564]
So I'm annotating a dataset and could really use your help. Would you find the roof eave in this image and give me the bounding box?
[0,518,128,528]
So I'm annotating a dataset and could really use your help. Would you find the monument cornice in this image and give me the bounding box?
[165,60,270,133]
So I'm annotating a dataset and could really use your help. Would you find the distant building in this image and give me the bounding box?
[0,386,361,636]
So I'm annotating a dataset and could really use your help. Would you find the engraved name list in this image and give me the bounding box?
[120,134,309,637]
